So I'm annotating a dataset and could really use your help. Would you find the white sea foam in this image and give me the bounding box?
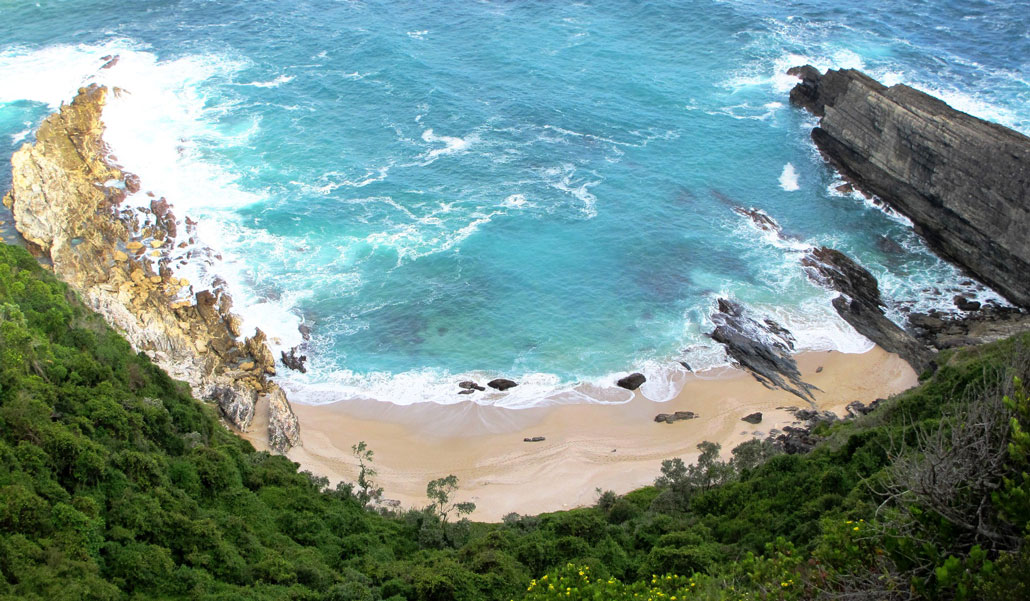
[420,128,476,163]
[501,193,528,209]
[779,163,800,191]
[10,129,30,144]
[240,74,295,88]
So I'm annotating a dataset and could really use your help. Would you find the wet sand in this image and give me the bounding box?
[243,346,917,521]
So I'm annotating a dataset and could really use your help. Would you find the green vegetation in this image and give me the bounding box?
[1,241,1028,600]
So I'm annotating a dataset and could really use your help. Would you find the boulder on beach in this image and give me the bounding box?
[488,378,517,391]
[523,436,545,443]
[741,412,763,424]
[459,380,486,391]
[654,411,698,424]
[616,373,646,390]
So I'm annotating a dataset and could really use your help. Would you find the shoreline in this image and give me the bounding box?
[243,345,917,521]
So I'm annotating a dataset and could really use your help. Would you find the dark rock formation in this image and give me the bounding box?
[790,66,1030,308]
[488,378,518,391]
[281,347,308,373]
[732,206,781,233]
[616,373,646,391]
[770,408,841,454]
[909,306,1030,350]
[459,380,486,391]
[953,296,981,312]
[709,299,817,403]
[524,436,546,443]
[802,246,935,373]
[741,412,763,424]
[654,411,698,424]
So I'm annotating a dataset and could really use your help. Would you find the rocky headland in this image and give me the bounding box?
[3,84,299,452]
[789,66,1030,308]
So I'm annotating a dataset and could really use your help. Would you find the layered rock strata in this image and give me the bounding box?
[801,246,936,374]
[789,66,1030,308]
[3,85,299,452]
[709,298,818,403]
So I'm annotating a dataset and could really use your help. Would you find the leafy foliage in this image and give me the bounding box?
[1,241,1028,600]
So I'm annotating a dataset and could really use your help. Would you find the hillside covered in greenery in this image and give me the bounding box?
[1,240,1028,601]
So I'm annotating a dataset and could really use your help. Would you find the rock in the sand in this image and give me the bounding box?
[616,373,646,390]
[281,347,308,373]
[741,412,763,424]
[655,411,698,424]
[524,436,545,443]
[488,378,518,391]
[679,361,693,371]
[815,366,823,373]
[459,380,486,391]
[458,389,475,395]
[211,383,257,431]
[802,246,935,373]
[709,298,817,402]
[267,384,300,453]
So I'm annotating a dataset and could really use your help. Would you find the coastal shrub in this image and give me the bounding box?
[2,241,1030,600]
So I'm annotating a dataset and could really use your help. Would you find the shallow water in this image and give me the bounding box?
[0,0,1026,407]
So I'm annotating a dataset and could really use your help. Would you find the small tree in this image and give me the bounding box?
[352,441,383,506]
[425,474,475,522]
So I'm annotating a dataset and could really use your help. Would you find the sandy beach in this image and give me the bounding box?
[244,346,917,521]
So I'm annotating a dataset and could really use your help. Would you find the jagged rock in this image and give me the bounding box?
[458,380,485,391]
[267,384,300,453]
[741,412,763,424]
[954,296,981,312]
[281,346,308,373]
[846,400,875,418]
[655,411,698,424]
[488,378,518,391]
[732,206,781,233]
[298,323,312,340]
[523,436,545,443]
[679,361,692,372]
[709,299,817,402]
[616,373,646,391]
[789,66,1030,308]
[2,85,300,452]
[909,305,1030,350]
[802,246,935,373]
[211,383,257,431]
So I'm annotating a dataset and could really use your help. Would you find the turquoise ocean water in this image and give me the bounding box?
[0,1,1027,407]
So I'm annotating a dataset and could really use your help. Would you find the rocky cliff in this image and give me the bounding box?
[789,66,1030,308]
[3,85,299,452]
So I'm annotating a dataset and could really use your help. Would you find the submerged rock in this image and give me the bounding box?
[789,66,1030,309]
[459,380,486,391]
[616,373,646,391]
